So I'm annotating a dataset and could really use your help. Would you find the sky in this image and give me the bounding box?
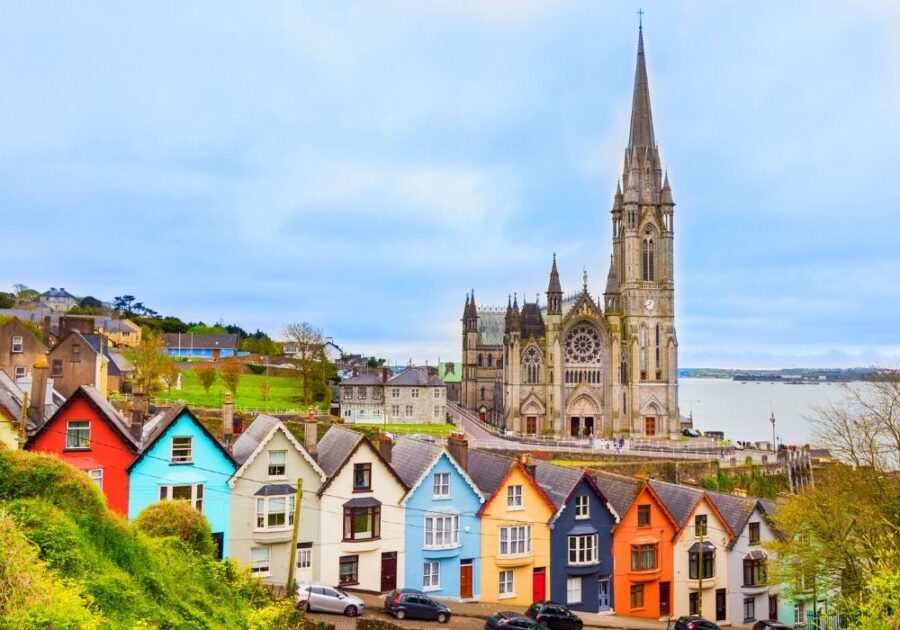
[2,1,899,369]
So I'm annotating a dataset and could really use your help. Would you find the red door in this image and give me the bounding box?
[532,568,546,602]
[460,562,473,599]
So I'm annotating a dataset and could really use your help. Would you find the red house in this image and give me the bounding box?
[26,386,140,516]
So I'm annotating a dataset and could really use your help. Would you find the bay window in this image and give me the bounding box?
[159,483,204,511]
[343,499,381,541]
[689,542,716,579]
[424,514,459,549]
[743,556,767,586]
[630,543,657,570]
[255,495,295,529]
[568,533,598,566]
[499,525,531,556]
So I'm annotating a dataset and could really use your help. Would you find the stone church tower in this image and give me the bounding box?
[461,26,679,438]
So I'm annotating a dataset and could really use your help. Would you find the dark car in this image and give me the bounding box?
[485,612,542,630]
[673,617,721,630]
[384,589,451,623]
[682,428,701,438]
[752,621,794,630]
[525,602,583,630]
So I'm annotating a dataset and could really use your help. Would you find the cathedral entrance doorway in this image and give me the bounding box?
[570,417,580,437]
[525,416,538,435]
[645,416,656,436]
[584,417,594,436]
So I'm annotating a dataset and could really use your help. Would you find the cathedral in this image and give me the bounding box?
[461,26,680,439]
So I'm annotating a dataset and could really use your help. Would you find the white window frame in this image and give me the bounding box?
[255,494,296,530]
[14,366,26,380]
[391,388,400,399]
[424,514,460,549]
[391,404,400,417]
[267,450,287,477]
[159,483,204,511]
[433,388,441,398]
[567,577,582,604]
[498,525,531,557]
[423,561,440,590]
[499,570,515,598]
[250,546,270,575]
[11,335,23,353]
[568,533,598,566]
[411,388,420,399]
[88,468,103,490]
[65,420,90,449]
[794,602,805,625]
[433,405,441,418]
[433,472,450,499]
[574,494,590,519]
[171,436,193,463]
[405,405,413,418]
[507,485,523,509]
[296,544,312,570]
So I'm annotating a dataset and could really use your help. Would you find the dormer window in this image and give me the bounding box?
[171,436,193,463]
[574,495,590,519]
[268,450,286,477]
[507,485,523,509]
[353,463,372,492]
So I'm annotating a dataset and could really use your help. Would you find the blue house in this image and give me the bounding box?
[391,435,484,600]
[535,462,619,613]
[128,403,237,559]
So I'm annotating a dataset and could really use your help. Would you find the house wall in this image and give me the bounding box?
[48,335,102,398]
[672,500,731,622]
[27,396,136,516]
[0,410,21,450]
[0,318,47,383]
[611,486,676,618]
[317,442,406,593]
[403,452,482,600]
[480,466,553,606]
[166,348,237,358]
[128,412,235,556]
[727,507,781,627]
[385,384,446,424]
[229,429,323,587]
[340,384,385,424]
[549,477,617,613]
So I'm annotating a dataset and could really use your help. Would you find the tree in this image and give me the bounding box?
[283,322,331,405]
[161,361,181,395]
[13,283,39,305]
[134,501,216,557]
[113,295,136,315]
[194,363,217,394]
[220,359,243,395]
[125,334,171,396]
[160,316,189,333]
[0,292,14,308]
[78,296,104,309]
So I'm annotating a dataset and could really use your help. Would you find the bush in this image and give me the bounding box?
[134,500,216,557]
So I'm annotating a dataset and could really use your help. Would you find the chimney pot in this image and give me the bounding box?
[222,393,235,443]
[28,354,50,423]
[131,388,146,439]
[447,433,469,472]
[378,433,392,464]
[304,407,318,455]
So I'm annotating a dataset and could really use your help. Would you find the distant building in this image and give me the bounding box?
[47,330,110,398]
[384,369,446,425]
[0,317,49,383]
[339,373,384,424]
[161,333,239,359]
[40,287,77,313]
[438,362,462,403]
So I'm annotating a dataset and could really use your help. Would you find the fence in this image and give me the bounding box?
[805,610,844,629]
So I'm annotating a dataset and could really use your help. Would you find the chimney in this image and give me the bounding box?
[519,453,536,479]
[43,315,52,347]
[378,433,392,464]
[382,367,389,383]
[28,355,49,424]
[447,433,469,472]
[222,393,234,445]
[131,387,146,439]
[304,407,318,455]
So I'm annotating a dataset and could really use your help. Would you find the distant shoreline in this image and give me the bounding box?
[679,367,886,383]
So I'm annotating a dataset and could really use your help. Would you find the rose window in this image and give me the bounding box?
[565,325,602,364]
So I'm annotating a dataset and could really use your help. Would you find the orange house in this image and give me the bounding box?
[611,482,679,619]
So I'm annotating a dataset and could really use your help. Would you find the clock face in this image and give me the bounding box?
[644,298,655,312]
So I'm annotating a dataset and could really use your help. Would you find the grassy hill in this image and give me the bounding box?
[151,368,309,413]
[0,447,300,629]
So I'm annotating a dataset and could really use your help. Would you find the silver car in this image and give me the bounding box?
[295,582,365,616]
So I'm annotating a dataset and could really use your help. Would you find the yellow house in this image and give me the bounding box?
[99,319,142,348]
[479,461,556,605]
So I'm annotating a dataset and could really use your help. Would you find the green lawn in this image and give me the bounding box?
[380,423,458,436]
[151,368,313,412]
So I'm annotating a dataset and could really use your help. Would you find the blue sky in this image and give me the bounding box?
[2,2,899,368]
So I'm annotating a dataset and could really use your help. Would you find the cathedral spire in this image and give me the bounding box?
[627,23,655,153]
[546,254,562,315]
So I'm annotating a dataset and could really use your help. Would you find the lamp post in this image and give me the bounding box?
[770,410,776,452]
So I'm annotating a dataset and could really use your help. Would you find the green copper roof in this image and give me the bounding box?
[438,361,462,383]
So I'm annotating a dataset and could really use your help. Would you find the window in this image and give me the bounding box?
[433,473,450,498]
[433,388,441,398]
[639,324,647,380]
[373,388,382,399]
[411,388,420,399]
[566,577,582,604]
[743,558,767,586]
[433,405,441,418]
[171,436,192,463]
[344,387,353,400]
[749,521,760,544]
[631,543,658,570]
[477,354,483,367]
[794,602,805,625]
[507,485,523,509]
[499,570,514,597]
[630,584,644,609]
[343,506,381,541]
[743,597,756,622]
[641,234,655,281]
[296,542,312,569]
[424,514,460,548]
[695,514,708,537]
[11,336,23,353]
[267,450,286,476]
[250,547,270,575]
[689,592,699,615]
[71,344,81,362]
[353,463,372,491]
[498,525,531,556]
[637,504,650,527]
[568,534,598,565]
[574,495,589,519]
[256,495,295,529]
[88,468,103,490]
[344,408,352,417]
[391,404,400,417]
[391,388,400,399]
[405,405,414,418]
[423,561,440,590]
[14,366,26,380]
[52,359,63,377]
[65,420,90,449]
[159,484,204,511]
[655,324,662,380]
[339,555,359,585]
[357,386,367,400]
[689,549,716,579]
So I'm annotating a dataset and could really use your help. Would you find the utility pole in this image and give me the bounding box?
[285,477,304,595]
[19,391,29,444]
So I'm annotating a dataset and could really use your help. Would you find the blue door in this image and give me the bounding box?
[598,577,611,610]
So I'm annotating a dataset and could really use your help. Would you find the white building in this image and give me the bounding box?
[339,374,384,424]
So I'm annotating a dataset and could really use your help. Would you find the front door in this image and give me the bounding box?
[715,588,727,621]
[526,416,537,435]
[584,417,594,436]
[570,417,580,437]
[381,552,397,592]
[460,561,473,599]
[598,577,611,610]
[645,416,656,436]
[532,567,546,602]
[659,581,670,617]
[768,595,778,620]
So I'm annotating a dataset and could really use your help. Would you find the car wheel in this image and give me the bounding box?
[396,609,407,620]
[344,605,358,617]
[575,623,583,630]
[438,613,449,624]
[540,622,549,630]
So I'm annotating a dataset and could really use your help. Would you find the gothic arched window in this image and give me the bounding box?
[655,324,662,380]
[488,354,493,368]
[639,323,648,381]
[641,226,656,281]
[477,353,483,367]
[480,386,485,401]
[523,346,542,384]
[620,354,629,384]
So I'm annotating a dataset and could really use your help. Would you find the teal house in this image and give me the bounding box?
[128,403,237,558]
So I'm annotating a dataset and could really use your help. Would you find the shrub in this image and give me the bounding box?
[134,500,216,557]
[195,362,218,393]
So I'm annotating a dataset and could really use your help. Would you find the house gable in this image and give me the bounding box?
[400,450,484,507]
[478,462,556,519]
[229,422,325,488]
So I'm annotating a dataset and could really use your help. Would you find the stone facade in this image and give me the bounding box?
[339,369,447,425]
[339,374,385,423]
[0,318,48,383]
[461,27,679,438]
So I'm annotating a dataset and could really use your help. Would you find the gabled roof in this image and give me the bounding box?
[229,414,326,488]
[466,449,514,496]
[392,437,484,506]
[533,462,620,525]
[315,425,409,495]
[477,460,557,518]
[0,370,39,432]
[593,471,643,517]
[49,330,100,357]
[27,385,139,450]
[385,369,444,387]
[41,288,77,299]
[128,402,237,471]
[649,479,736,540]
[82,334,135,375]
[706,491,779,549]
[341,374,383,386]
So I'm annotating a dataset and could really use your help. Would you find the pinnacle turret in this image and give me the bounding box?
[546,254,563,315]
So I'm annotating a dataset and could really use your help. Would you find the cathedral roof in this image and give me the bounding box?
[519,302,545,338]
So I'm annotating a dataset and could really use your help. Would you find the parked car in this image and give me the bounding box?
[682,428,702,438]
[673,616,721,630]
[295,582,365,616]
[752,621,794,630]
[485,612,542,630]
[406,433,436,443]
[384,589,451,623]
[525,602,583,630]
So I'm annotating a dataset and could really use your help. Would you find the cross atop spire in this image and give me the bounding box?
[627,21,655,153]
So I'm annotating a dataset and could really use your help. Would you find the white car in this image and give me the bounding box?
[295,582,365,616]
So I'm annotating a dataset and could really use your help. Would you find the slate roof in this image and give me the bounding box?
[532,460,584,509]
[0,370,34,430]
[315,425,364,477]
[27,385,139,450]
[82,334,135,375]
[41,288,76,299]
[706,490,756,538]
[160,333,239,350]
[341,374,383,386]
[391,436,442,487]
[593,471,643,518]
[386,369,444,387]
[232,414,281,465]
[647,479,704,527]
[130,402,237,470]
[476,311,505,346]
[466,449,514,496]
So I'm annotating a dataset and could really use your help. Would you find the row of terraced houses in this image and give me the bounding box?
[8,382,817,627]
